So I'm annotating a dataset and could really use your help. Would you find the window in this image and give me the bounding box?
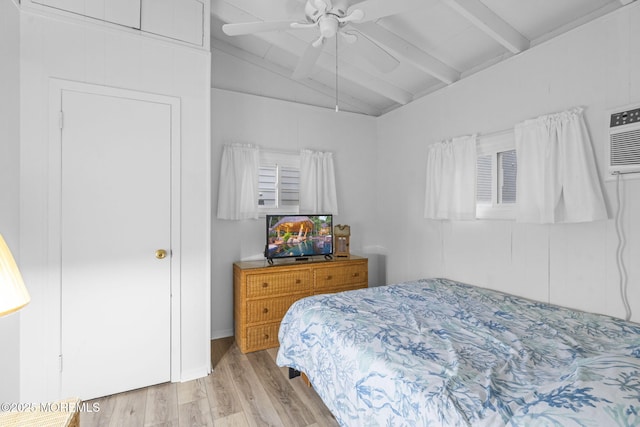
[258,150,300,214]
[476,131,517,219]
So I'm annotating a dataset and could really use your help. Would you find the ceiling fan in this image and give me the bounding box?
[222,0,419,79]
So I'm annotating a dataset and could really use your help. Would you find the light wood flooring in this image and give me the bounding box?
[80,337,338,427]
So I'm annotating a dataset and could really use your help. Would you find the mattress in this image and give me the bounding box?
[276,278,640,426]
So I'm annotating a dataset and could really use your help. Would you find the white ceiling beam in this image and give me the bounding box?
[356,22,460,85]
[530,1,622,47]
[352,0,426,23]
[211,38,382,116]
[211,1,413,105]
[442,0,530,54]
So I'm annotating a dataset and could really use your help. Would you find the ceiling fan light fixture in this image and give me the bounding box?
[318,16,339,38]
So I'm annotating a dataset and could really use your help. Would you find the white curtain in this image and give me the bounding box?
[515,108,607,223]
[424,135,477,220]
[216,143,260,220]
[299,149,338,214]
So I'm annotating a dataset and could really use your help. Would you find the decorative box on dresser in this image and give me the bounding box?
[233,255,368,353]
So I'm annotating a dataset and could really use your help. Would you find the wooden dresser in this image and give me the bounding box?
[233,255,368,353]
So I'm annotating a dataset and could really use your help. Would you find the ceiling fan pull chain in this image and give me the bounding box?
[335,35,339,113]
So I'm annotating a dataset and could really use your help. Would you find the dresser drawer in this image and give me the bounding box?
[246,323,280,351]
[315,264,368,292]
[313,282,368,295]
[247,294,307,324]
[246,271,311,298]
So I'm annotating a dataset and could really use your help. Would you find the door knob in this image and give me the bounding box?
[155,249,168,259]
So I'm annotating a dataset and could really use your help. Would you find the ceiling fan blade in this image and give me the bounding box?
[290,21,318,30]
[338,8,364,24]
[222,21,296,36]
[347,0,422,23]
[313,0,332,13]
[342,30,399,73]
[311,35,326,48]
[339,31,358,44]
[292,40,325,79]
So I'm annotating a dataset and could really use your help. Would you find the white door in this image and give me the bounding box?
[59,89,172,400]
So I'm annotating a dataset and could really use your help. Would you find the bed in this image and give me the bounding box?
[276,278,640,426]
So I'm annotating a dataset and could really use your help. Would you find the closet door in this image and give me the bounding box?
[59,89,172,400]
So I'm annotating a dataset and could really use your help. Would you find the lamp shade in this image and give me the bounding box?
[0,234,30,317]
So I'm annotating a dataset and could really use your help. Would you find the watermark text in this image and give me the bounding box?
[1,401,100,413]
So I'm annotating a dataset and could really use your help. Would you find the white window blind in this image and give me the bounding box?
[476,131,517,219]
[476,154,493,204]
[280,167,300,206]
[258,150,301,214]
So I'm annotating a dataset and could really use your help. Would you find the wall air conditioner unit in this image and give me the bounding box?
[607,104,640,178]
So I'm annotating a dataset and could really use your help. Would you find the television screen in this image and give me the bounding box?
[265,214,333,260]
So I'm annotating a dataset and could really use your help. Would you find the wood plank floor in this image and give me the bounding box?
[80,337,338,427]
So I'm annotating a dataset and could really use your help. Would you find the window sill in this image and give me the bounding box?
[476,205,515,220]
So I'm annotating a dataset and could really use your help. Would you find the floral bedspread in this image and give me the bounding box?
[276,278,640,426]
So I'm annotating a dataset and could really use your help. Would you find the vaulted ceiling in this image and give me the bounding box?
[211,0,633,116]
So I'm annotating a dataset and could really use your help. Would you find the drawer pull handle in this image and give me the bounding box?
[295,279,301,284]
[325,275,332,280]
[352,272,359,277]
[262,282,269,288]
[263,308,269,314]
[264,334,269,340]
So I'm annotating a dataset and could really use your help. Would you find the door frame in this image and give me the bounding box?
[47,78,182,389]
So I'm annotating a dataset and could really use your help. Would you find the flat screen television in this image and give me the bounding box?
[265,214,333,262]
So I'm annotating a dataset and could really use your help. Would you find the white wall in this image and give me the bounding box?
[0,0,22,404]
[18,8,211,401]
[376,4,640,321]
[210,88,379,338]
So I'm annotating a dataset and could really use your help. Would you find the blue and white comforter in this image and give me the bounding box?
[276,278,640,426]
